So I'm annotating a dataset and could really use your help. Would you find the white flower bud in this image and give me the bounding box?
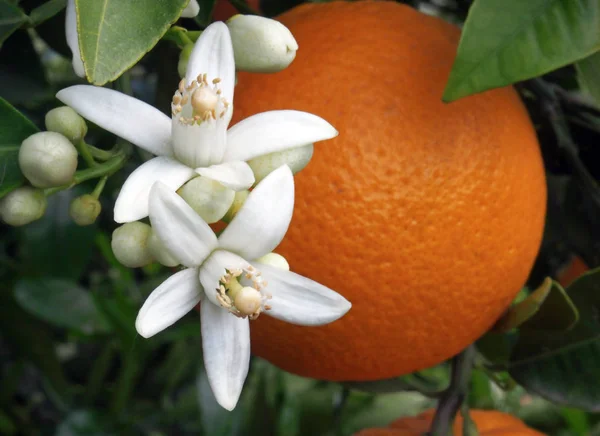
[255,252,290,271]
[19,132,78,188]
[227,15,298,73]
[178,177,235,224]
[0,187,47,226]
[181,0,200,18]
[69,194,101,226]
[45,106,88,143]
[247,144,313,185]
[147,229,179,267]
[222,189,249,223]
[111,222,153,268]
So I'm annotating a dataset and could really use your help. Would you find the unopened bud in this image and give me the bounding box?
[0,187,47,226]
[147,229,179,267]
[69,194,101,226]
[111,222,153,268]
[181,0,200,18]
[255,252,290,271]
[178,176,235,224]
[178,43,194,78]
[227,15,298,73]
[222,189,249,223]
[19,132,78,188]
[45,106,88,143]
[248,144,313,185]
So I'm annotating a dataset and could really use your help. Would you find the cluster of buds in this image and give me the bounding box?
[0,107,98,227]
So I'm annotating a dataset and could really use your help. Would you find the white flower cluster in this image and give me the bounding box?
[55,12,352,411]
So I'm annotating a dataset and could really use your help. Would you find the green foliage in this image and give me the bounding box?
[444,0,600,101]
[0,1,28,45]
[0,98,38,199]
[75,0,189,84]
[576,51,600,107]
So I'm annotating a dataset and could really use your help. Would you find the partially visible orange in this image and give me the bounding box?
[556,256,589,288]
[353,409,545,435]
[212,0,261,21]
[232,1,547,380]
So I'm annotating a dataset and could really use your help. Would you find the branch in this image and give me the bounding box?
[428,345,477,436]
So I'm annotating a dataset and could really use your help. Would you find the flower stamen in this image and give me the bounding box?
[216,266,272,319]
[171,74,229,125]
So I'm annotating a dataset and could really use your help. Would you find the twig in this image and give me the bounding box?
[428,345,476,436]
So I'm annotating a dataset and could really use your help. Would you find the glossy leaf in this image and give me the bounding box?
[14,278,110,334]
[493,279,552,332]
[18,188,97,280]
[443,0,600,102]
[0,97,38,198]
[76,0,189,85]
[29,0,66,26]
[576,50,600,107]
[0,1,28,45]
[510,268,600,411]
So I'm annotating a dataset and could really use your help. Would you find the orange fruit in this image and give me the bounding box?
[212,0,261,21]
[353,409,545,435]
[233,1,547,380]
[556,256,588,288]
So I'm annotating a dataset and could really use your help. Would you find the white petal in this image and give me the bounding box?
[135,268,203,338]
[195,161,255,191]
[251,263,351,326]
[181,0,200,17]
[172,115,228,168]
[218,165,294,260]
[66,0,85,78]
[223,110,338,162]
[149,182,219,268]
[56,86,173,156]
[199,250,250,307]
[201,302,250,411]
[185,22,235,104]
[114,157,195,223]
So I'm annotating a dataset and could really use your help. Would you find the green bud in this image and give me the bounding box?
[45,106,88,143]
[222,189,249,223]
[0,186,47,226]
[69,194,101,226]
[247,144,313,185]
[178,176,235,224]
[19,132,78,188]
[178,43,195,78]
[227,15,298,73]
[255,252,290,271]
[148,229,179,267]
[111,222,153,268]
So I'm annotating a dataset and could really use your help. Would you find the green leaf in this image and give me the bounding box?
[195,0,218,27]
[0,288,70,397]
[576,50,600,107]
[76,0,189,85]
[0,1,28,45]
[14,277,110,334]
[443,0,600,102]
[509,267,600,411]
[18,188,97,280]
[0,97,38,198]
[494,278,578,332]
[29,0,66,26]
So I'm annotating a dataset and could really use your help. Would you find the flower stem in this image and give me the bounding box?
[164,26,194,48]
[88,144,116,161]
[428,345,476,436]
[91,176,108,199]
[76,139,98,167]
[44,147,129,197]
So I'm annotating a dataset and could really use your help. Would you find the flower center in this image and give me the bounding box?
[171,74,230,126]
[216,265,272,320]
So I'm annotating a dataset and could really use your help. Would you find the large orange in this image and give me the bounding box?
[233,1,547,380]
[353,409,545,435]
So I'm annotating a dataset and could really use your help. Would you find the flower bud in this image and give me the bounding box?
[147,229,179,267]
[69,194,101,226]
[226,15,298,73]
[19,132,78,188]
[178,176,235,224]
[255,252,290,271]
[222,189,249,223]
[45,106,88,143]
[247,144,313,185]
[0,187,47,226]
[178,43,195,78]
[111,222,153,268]
[181,0,200,18]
